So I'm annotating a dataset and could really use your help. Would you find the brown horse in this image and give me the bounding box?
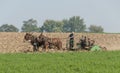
[37,33,50,51]
[49,38,62,50]
[24,32,51,51]
[24,32,62,51]
[38,33,62,50]
[24,32,39,51]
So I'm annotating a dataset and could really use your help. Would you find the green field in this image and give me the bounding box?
[0,51,120,73]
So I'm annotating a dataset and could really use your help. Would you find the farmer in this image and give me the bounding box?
[90,40,95,46]
[85,38,91,50]
[82,36,87,49]
[87,38,91,47]
[69,32,74,50]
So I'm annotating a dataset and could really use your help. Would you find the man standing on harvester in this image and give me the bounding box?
[69,32,74,50]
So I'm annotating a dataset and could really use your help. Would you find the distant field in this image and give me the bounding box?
[0,32,120,53]
[0,51,120,73]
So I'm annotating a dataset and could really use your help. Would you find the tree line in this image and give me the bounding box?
[0,16,104,33]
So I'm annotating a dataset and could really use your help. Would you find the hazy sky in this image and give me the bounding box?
[0,0,120,33]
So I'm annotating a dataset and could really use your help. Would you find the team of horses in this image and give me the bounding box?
[24,32,62,51]
[24,32,107,52]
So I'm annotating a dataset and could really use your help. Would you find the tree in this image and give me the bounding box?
[0,24,19,32]
[88,25,104,33]
[21,18,40,32]
[63,16,86,32]
[41,20,64,32]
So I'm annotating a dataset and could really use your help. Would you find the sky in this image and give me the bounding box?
[0,0,120,33]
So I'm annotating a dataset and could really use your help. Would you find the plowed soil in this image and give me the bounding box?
[0,32,120,53]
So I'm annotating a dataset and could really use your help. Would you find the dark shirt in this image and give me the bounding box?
[69,33,74,40]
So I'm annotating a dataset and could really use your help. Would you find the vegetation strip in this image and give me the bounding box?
[0,51,120,73]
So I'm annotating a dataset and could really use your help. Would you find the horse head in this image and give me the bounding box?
[24,32,34,42]
[38,32,48,41]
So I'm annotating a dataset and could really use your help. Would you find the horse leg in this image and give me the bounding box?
[44,45,48,52]
[57,42,62,50]
[36,46,39,51]
[33,45,37,52]
[43,43,47,52]
[45,42,49,52]
[33,46,35,52]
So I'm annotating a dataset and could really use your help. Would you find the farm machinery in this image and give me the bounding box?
[65,35,107,51]
[76,36,107,51]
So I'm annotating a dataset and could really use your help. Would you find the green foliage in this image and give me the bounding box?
[41,20,64,32]
[0,24,19,32]
[0,51,120,73]
[21,19,40,32]
[41,16,86,32]
[88,25,104,33]
[63,16,86,32]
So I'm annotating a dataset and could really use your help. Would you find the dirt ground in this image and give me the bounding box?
[0,32,120,53]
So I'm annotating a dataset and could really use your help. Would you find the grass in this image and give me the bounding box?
[0,51,120,73]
